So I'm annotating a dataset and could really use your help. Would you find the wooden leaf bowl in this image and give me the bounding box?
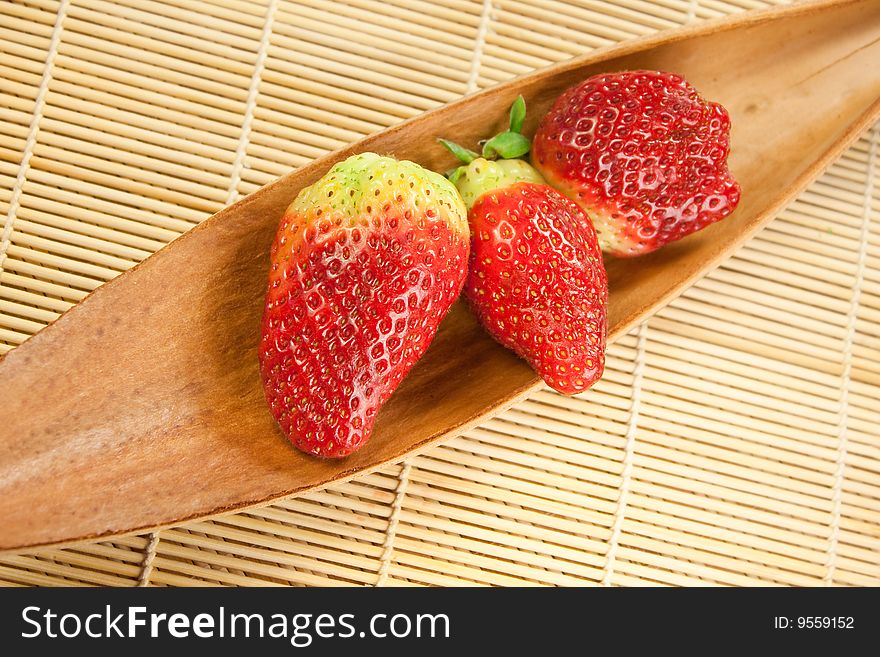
[2,0,879,551]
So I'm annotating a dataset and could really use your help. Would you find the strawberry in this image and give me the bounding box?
[532,70,741,257]
[440,98,607,395]
[259,152,469,458]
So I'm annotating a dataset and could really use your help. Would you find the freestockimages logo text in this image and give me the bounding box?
[20,606,450,646]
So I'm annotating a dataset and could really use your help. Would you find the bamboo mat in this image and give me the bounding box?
[0,0,877,587]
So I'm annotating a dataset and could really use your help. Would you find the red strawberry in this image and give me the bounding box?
[532,70,741,257]
[259,152,469,458]
[440,98,607,394]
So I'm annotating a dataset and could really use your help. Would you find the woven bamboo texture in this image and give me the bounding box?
[1,0,878,587]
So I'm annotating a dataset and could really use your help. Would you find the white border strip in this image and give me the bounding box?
[603,322,649,587]
[466,0,493,94]
[224,0,279,206]
[137,531,160,587]
[824,124,876,586]
[375,461,412,586]
[686,0,698,24]
[0,0,70,275]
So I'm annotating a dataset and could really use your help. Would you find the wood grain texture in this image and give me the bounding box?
[1,0,879,551]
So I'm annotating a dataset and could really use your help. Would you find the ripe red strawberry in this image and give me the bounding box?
[441,98,607,394]
[532,70,741,257]
[259,152,469,458]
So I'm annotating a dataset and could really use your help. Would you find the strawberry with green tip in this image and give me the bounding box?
[260,152,469,458]
[441,97,607,395]
[532,70,741,257]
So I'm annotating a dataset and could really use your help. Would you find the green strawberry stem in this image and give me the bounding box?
[481,131,530,160]
[438,139,478,164]
[482,95,529,159]
[439,95,531,178]
[508,94,526,133]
